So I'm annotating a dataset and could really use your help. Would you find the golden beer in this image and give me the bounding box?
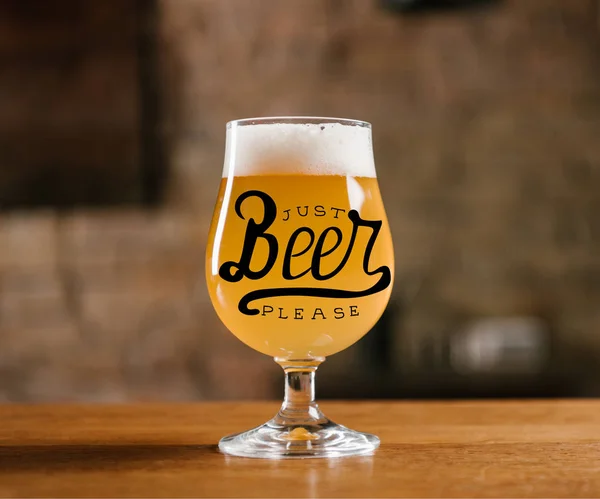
[206,117,393,458]
[206,174,394,358]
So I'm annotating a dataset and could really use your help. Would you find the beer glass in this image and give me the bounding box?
[206,117,394,458]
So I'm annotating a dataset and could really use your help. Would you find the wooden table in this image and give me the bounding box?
[1,401,600,497]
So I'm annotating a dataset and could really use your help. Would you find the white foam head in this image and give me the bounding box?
[222,118,376,178]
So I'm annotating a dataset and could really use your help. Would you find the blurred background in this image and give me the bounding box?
[0,0,599,402]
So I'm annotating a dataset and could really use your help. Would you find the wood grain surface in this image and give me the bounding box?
[1,401,600,498]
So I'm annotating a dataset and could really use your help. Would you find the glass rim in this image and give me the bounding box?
[227,116,371,129]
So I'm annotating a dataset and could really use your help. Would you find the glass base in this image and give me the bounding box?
[218,416,380,459]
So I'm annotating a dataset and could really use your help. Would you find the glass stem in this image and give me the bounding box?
[274,358,328,426]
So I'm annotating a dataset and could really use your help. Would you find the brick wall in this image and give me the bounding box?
[0,0,599,401]
[0,0,141,207]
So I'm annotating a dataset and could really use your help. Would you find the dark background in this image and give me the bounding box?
[1,0,599,402]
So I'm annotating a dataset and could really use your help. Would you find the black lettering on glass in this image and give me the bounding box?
[350,305,359,317]
[282,227,314,280]
[314,205,326,217]
[311,227,343,280]
[294,308,304,320]
[334,307,345,319]
[220,191,392,316]
[282,209,291,222]
[219,191,278,282]
[312,308,326,320]
[297,206,308,217]
[331,207,346,219]
[262,305,273,316]
[278,307,289,319]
